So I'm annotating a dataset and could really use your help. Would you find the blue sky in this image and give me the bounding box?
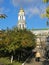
[0,0,49,30]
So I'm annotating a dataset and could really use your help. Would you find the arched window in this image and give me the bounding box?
[20,16,23,20]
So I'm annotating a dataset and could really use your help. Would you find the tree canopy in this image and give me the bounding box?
[42,0,49,18]
[0,28,36,61]
[43,0,49,3]
[46,6,49,18]
[0,14,7,19]
[4,29,36,52]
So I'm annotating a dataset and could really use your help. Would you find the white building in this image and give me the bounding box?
[17,8,26,29]
[31,29,49,36]
[31,29,49,49]
[31,29,49,56]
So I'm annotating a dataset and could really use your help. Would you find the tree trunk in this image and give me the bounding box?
[11,55,13,63]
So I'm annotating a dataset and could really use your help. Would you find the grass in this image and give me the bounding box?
[0,57,22,65]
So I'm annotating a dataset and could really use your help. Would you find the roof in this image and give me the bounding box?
[32,28,49,31]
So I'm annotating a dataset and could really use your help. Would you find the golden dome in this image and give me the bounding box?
[20,8,24,12]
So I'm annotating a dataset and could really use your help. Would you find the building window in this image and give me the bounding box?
[22,24,24,29]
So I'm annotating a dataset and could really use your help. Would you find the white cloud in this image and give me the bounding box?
[25,6,46,18]
[11,0,46,18]
[0,0,4,4]
[0,7,4,14]
[30,7,40,14]
[11,0,42,7]
[0,7,10,14]
[40,6,46,14]
[25,7,39,15]
[24,7,39,18]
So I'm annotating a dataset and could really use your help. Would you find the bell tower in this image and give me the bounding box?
[17,8,26,29]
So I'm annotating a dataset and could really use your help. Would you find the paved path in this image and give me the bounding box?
[25,57,49,65]
[25,47,49,65]
[25,58,42,65]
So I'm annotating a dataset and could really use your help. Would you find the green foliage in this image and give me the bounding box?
[42,0,49,18]
[43,0,49,3]
[0,57,22,65]
[0,14,7,19]
[0,28,36,50]
[5,29,36,52]
[0,28,36,61]
[46,6,49,18]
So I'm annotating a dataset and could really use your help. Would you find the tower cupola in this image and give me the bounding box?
[17,8,26,29]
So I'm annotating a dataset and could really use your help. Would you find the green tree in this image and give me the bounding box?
[42,0,49,18]
[0,14,7,19]
[46,6,49,18]
[0,28,36,62]
[43,0,49,3]
[42,0,49,27]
